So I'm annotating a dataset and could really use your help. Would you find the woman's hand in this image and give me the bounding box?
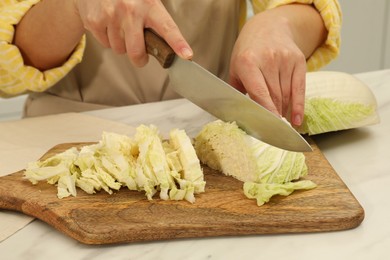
[229,4,327,126]
[73,0,193,66]
[230,12,306,126]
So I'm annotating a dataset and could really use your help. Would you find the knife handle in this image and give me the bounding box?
[144,29,176,68]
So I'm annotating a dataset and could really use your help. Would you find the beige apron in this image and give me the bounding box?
[24,0,240,117]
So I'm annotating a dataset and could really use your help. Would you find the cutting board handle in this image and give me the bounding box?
[145,29,176,68]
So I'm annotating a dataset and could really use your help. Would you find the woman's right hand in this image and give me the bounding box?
[73,0,193,66]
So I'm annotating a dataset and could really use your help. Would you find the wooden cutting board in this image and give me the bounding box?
[0,139,364,245]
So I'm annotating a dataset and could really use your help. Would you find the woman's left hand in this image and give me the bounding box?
[229,9,308,126]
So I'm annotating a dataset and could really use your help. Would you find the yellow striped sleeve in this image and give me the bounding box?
[239,0,248,30]
[0,0,85,98]
[251,0,342,71]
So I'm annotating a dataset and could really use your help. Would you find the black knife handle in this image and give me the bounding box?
[144,29,176,68]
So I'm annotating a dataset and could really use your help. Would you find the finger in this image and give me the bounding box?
[229,73,246,94]
[79,3,111,49]
[260,63,283,115]
[290,57,307,126]
[107,25,126,54]
[236,61,279,116]
[90,28,111,49]
[123,21,149,67]
[279,59,294,117]
[146,4,193,59]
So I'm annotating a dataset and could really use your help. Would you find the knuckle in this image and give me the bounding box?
[144,0,160,7]
[96,0,114,20]
[261,48,278,65]
[236,50,257,67]
[160,20,179,35]
[293,102,305,114]
[119,0,138,17]
[289,48,306,64]
[295,83,306,96]
[104,6,115,19]
[280,48,292,60]
[85,16,100,31]
[293,74,306,95]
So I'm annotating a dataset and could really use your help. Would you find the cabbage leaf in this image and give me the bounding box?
[24,126,205,203]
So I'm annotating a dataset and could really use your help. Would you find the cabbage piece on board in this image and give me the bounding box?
[24,147,79,184]
[194,120,315,206]
[194,120,309,184]
[134,125,176,200]
[244,181,317,206]
[169,129,206,194]
[297,71,380,135]
[24,147,80,198]
[23,126,205,203]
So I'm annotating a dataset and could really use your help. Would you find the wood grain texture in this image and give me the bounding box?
[144,29,175,68]
[0,139,364,245]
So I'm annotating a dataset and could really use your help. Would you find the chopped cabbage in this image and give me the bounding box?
[24,126,205,203]
[134,125,175,200]
[169,129,205,193]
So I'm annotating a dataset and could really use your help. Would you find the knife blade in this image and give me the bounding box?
[145,29,312,152]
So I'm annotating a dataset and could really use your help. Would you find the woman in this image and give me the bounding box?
[0,0,341,126]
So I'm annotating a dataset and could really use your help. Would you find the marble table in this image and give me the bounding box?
[1,70,389,260]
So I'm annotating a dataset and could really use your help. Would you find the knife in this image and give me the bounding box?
[144,29,312,152]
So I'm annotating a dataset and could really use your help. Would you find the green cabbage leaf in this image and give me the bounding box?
[244,180,317,206]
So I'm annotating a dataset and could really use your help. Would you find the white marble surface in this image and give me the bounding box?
[1,70,389,260]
